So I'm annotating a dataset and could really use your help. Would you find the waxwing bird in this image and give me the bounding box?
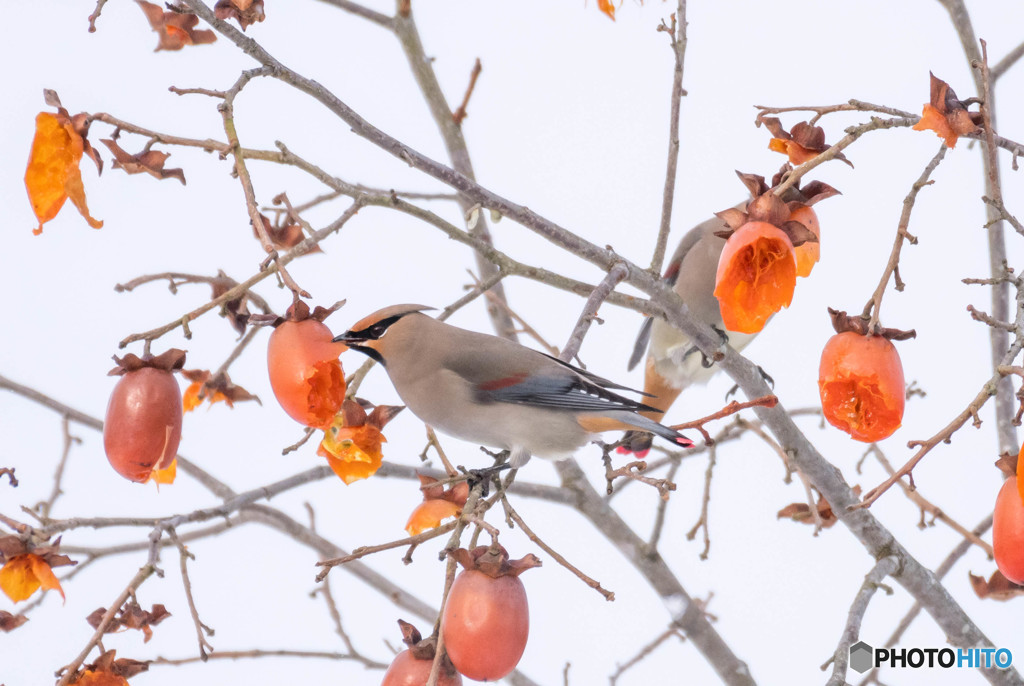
[333,304,694,468]
[621,212,759,455]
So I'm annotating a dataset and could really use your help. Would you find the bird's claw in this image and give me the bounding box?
[459,462,512,495]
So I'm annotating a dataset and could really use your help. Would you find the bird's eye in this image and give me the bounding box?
[368,323,387,338]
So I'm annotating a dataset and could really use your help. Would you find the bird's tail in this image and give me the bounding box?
[605,411,694,450]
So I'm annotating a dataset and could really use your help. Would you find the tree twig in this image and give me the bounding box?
[649,0,689,276]
[824,556,899,686]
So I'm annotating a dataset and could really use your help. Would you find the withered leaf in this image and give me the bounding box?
[86,649,150,680]
[101,139,185,185]
[762,117,853,168]
[777,486,861,528]
[0,610,28,632]
[995,452,1018,478]
[255,212,321,253]
[969,569,1024,601]
[182,368,260,410]
[207,271,251,335]
[136,0,217,51]
[912,72,981,148]
[87,602,172,643]
[214,0,265,30]
[0,535,25,560]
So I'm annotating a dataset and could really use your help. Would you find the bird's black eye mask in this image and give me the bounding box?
[351,315,402,341]
[333,314,405,365]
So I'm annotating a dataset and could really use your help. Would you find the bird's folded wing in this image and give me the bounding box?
[475,373,656,413]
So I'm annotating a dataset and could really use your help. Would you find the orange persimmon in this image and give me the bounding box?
[790,205,820,278]
[713,221,796,333]
[267,319,346,429]
[318,422,384,485]
[994,476,1024,585]
[818,332,905,442]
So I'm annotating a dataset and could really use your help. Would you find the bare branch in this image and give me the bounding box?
[824,556,899,686]
[649,0,689,275]
[862,144,947,329]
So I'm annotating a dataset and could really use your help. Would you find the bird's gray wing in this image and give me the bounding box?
[474,372,656,413]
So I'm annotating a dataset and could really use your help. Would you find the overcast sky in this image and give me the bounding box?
[2,1,1024,685]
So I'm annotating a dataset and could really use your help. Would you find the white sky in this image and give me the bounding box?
[2,1,1024,685]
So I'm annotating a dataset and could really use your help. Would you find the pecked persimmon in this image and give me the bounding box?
[789,205,820,278]
[993,476,1024,585]
[713,221,797,334]
[104,367,183,482]
[442,547,539,682]
[818,332,904,442]
[267,319,346,429]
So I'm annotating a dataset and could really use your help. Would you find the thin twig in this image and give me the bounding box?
[219,68,309,300]
[304,504,380,668]
[452,58,482,125]
[867,446,992,556]
[669,395,779,445]
[855,329,1024,509]
[87,0,110,32]
[649,0,688,275]
[938,0,1018,456]
[647,457,682,553]
[862,145,947,330]
[824,556,899,686]
[502,495,615,601]
[991,39,1024,81]
[36,415,80,519]
[609,625,685,685]
[55,562,158,685]
[312,0,394,29]
[685,443,716,559]
[168,529,215,661]
[560,262,629,362]
[150,648,386,667]
[118,202,363,347]
[315,522,458,581]
[392,7,517,341]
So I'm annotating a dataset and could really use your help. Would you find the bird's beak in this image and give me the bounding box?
[332,331,359,344]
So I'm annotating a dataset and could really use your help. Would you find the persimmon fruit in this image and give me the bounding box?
[790,205,820,278]
[818,332,904,442]
[267,319,346,429]
[442,568,529,681]
[713,221,797,334]
[993,476,1024,585]
[380,650,463,686]
[103,367,182,482]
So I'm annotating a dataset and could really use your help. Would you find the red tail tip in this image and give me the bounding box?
[675,436,694,448]
[634,448,650,459]
[615,446,630,454]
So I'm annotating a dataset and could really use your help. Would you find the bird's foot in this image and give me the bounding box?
[724,365,775,400]
[460,454,513,496]
[614,431,653,459]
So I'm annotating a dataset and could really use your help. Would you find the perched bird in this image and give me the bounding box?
[621,213,759,455]
[333,304,694,468]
